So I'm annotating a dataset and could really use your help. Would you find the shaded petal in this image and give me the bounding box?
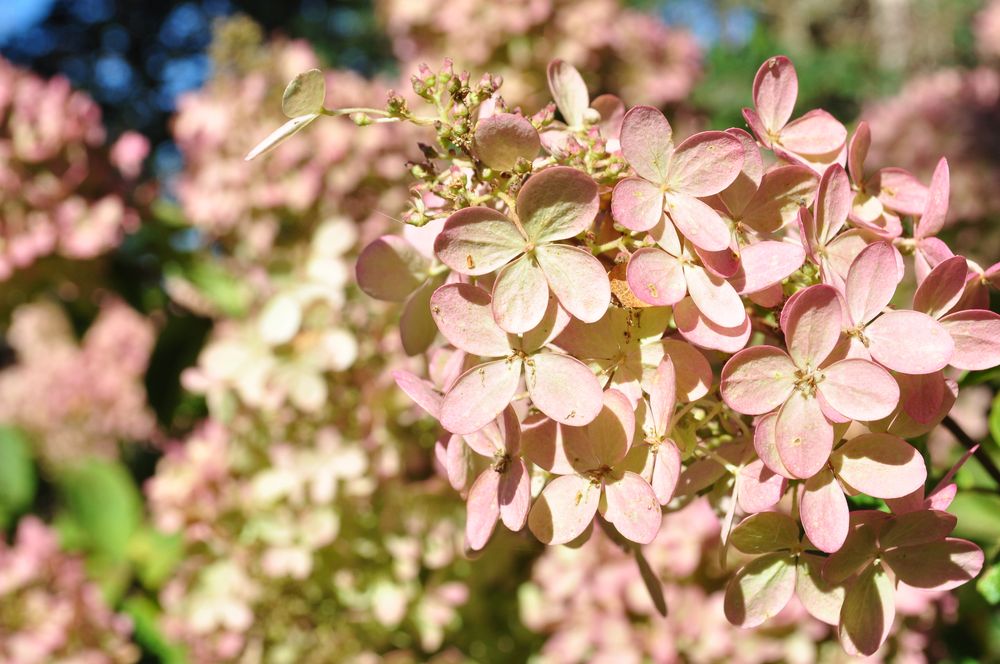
[527,474,600,545]
[646,357,677,438]
[525,351,603,427]
[602,471,662,544]
[620,105,673,184]
[832,433,927,499]
[913,255,968,318]
[517,166,600,243]
[465,470,500,550]
[611,177,664,232]
[818,358,899,421]
[626,247,686,306]
[356,235,427,301]
[754,412,794,479]
[801,469,849,553]
[650,441,681,505]
[879,510,957,549]
[720,346,796,415]
[815,164,851,243]
[665,192,732,252]
[430,283,511,357]
[741,165,818,233]
[776,391,833,479]
[667,130,744,197]
[521,414,576,474]
[797,553,846,626]
[873,167,928,216]
[400,278,441,356]
[885,538,983,591]
[474,113,540,171]
[535,244,611,323]
[916,157,949,239]
[392,369,442,419]
[441,358,523,435]
[737,459,788,513]
[585,388,636,465]
[866,310,954,374]
[498,459,531,532]
[731,512,800,554]
[641,339,714,402]
[591,93,625,141]
[839,565,895,657]
[717,128,764,215]
[845,242,899,325]
[434,207,524,275]
[940,309,1000,370]
[724,552,797,628]
[491,255,550,333]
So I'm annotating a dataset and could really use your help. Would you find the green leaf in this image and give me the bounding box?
[990,392,1000,447]
[282,69,326,118]
[128,527,184,590]
[977,562,1000,605]
[123,595,189,664]
[59,460,142,560]
[839,563,895,657]
[0,426,36,527]
[165,258,253,318]
[730,512,800,554]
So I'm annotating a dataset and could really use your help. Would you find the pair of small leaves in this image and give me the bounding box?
[245,69,325,161]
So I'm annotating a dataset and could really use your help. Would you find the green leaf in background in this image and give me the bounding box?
[951,492,1000,543]
[990,393,1000,447]
[978,563,1000,605]
[123,595,189,664]
[128,526,184,590]
[58,459,142,560]
[164,257,253,318]
[0,426,37,528]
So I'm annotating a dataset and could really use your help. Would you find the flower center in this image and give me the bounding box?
[793,366,824,397]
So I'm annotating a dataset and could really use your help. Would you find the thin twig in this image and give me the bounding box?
[941,415,1000,488]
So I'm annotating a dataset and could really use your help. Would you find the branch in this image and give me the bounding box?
[941,415,1000,488]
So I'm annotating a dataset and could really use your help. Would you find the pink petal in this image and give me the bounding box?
[818,358,899,421]
[913,255,969,318]
[465,470,500,550]
[741,107,771,148]
[845,242,899,325]
[939,309,1000,370]
[749,284,784,308]
[785,284,843,368]
[392,369,442,418]
[694,243,741,279]
[525,351,603,427]
[434,207,524,275]
[611,177,664,232]
[517,166,600,243]
[626,247,686,306]
[430,284,511,357]
[463,405,521,457]
[916,157,949,239]
[720,345,796,415]
[729,240,805,295]
[778,109,847,155]
[591,93,624,140]
[546,59,589,127]
[356,235,427,301]
[490,254,550,333]
[667,131,744,197]
[737,459,788,513]
[897,371,948,425]
[619,105,673,184]
[801,468,850,553]
[879,510,957,549]
[602,471,662,544]
[832,433,926,499]
[650,441,681,504]
[498,459,531,532]
[866,310,954,374]
[752,55,797,135]
[839,565,895,657]
[754,412,794,479]
[664,192,732,252]
[873,167,928,216]
[473,113,540,171]
[815,164,851,243]
[822,230,870,288]
[440,358,523,435]
[740,166,818,233]
[684,263,745,328]
[527,474,600,545]
[534,244,610,323]
[724,552,797,628]
[775,391,833,479]
[823,517,879,583]
[674,297,751,353]
[915,236,956,283]
[641,339,714,402]
[444,434,472,491]
[884,538,983,591]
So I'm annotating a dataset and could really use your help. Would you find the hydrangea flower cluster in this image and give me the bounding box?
[0,517,139,664]
[251,53,1000,656]
[0,57,146,282]
[0,299,156,467]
